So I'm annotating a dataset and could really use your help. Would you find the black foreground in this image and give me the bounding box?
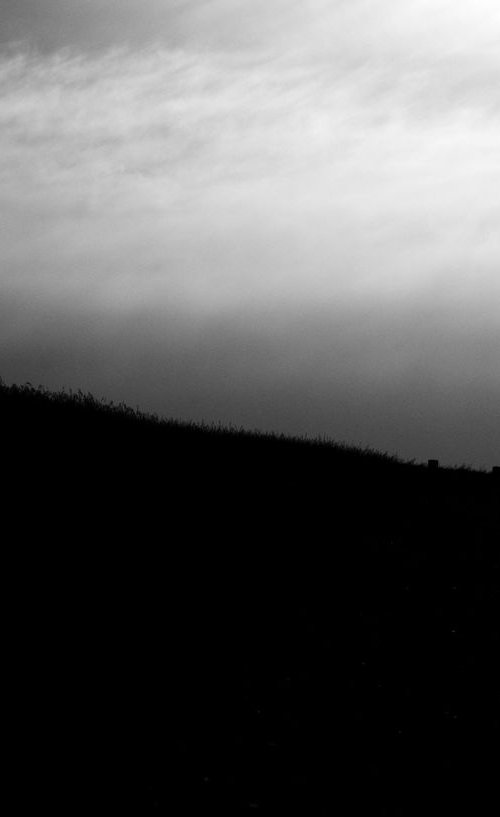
[3,382,499,816]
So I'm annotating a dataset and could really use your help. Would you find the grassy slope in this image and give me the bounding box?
[2,380,499,816]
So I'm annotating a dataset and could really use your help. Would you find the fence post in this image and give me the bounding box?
[428,459,439,470]
[492,466,500,477]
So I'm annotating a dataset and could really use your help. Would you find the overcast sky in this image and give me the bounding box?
[1,1,499,467]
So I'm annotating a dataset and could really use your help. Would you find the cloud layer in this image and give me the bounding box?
[1,1,500,466]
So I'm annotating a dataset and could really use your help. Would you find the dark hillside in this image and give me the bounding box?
[2,380,499,816]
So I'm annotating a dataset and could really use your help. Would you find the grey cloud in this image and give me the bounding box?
[1,4,500,468]
[0,0,192,53]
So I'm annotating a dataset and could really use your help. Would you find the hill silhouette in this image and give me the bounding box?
[2,379,499,816]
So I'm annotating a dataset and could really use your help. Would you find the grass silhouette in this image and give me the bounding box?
[2,377,498,816]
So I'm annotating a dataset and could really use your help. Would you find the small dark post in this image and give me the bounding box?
[492,466,500,477]
[428,459,439,470]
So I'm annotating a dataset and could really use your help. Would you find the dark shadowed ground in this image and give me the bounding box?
[2,381,499,816]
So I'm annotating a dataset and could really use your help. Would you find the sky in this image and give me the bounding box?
[1,1,499,468]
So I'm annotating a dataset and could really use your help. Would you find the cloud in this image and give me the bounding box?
[1,41,499,310]
[1,1,500,466]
